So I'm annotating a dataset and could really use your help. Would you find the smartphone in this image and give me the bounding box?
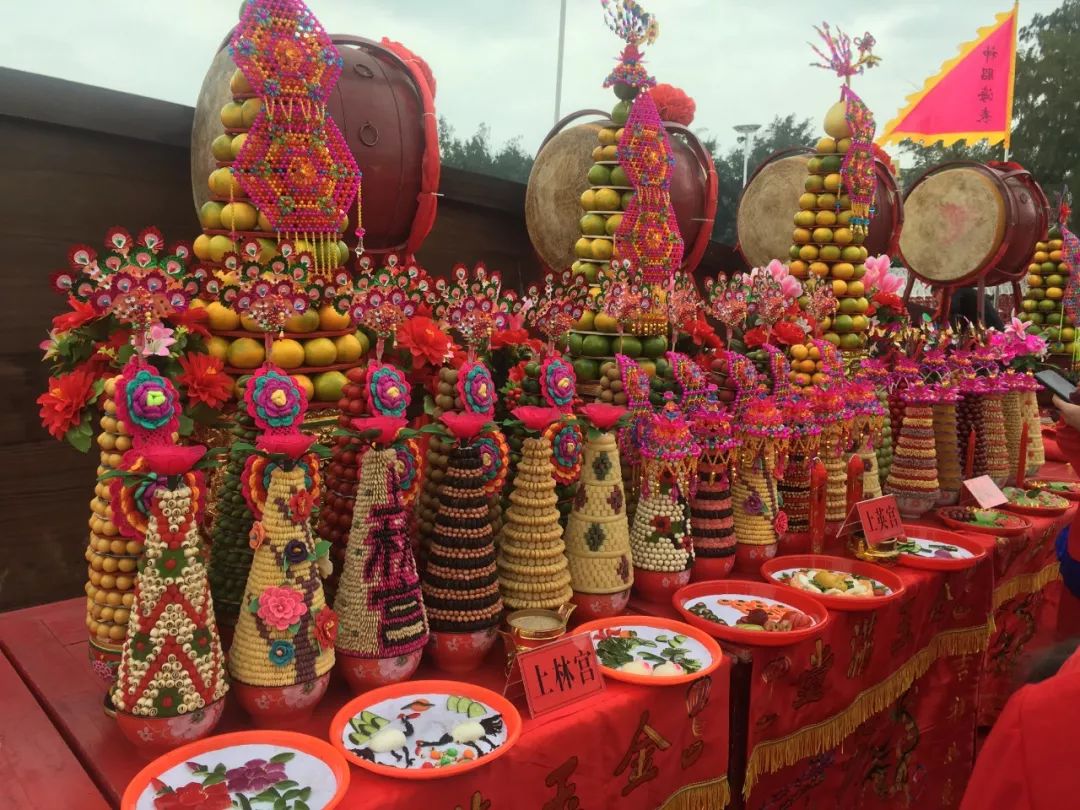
[1035,369,1077,402]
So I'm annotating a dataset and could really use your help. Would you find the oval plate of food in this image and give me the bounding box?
[896,525,988,571]
[672,579,829,647]
[1024,479,1080,502]
[760,554,906,612]
[330,680,522,780]
[936,506,1032,537]
[1001,486,1071,517]
[573,615,723,686]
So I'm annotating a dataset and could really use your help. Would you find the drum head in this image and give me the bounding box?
[737,154,810,268]
[191,43,237,213]
[526,123,601,273]
[899,167,1005,285]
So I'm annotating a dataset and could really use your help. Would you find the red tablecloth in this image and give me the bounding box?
[0,598,731,810]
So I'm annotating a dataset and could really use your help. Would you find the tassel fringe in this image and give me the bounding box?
[660,776,730,810]
[992,562,1061,610]
[743,621,993,796]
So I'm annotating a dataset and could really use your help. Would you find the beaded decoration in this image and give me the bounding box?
[393,436,423,507]
[366,362,411,418]
[667,351,709,413]
[433,263,519,356]
[1060,198,1080,324]
[333,254,434,359]
[50,227,195,331]
[601,0,659,90]
[229,0,360,252]
[473,430,511,498]
[639,397,700,501]
[539,356,577,412]
[614,92,683,326]
[217,240,323,337]
[456,360,497,417]
[523,270,590,349]
[598,260,654,330]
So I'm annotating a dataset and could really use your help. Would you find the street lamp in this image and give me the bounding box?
[734,123,762,187]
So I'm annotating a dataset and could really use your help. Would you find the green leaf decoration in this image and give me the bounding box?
[238,795,254,810]
[177,412,194,437]
[314,540,332,560]
[248,597,261,614]
[65,422,93,453]
[202,772,226,786]
[295,801,310,810]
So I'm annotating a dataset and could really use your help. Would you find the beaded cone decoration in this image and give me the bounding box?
[421,425,504,633]
[1002,385,1024,477]
[688,389,739,570]
[884,386,940,519]
[778,396,821,533]
[228,367,335,689]
[932,389,963,506]
[334,436,428,661]
[564,404,633,597]
[108,363,226,719]
[1020,381,1046,475]
[628,400,700,575]
[229,0,360,266]
[977,388,1011,487]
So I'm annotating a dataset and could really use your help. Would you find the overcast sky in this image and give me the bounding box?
[0,0,1060,161]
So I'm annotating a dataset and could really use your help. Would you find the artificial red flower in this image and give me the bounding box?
[288,489,316,520]
[256,586,307,631]
[141,445,206,477]
[683,316,722,349]
[51,297,98,332]
[168,306,211,339]
[248,522,266,551]
[396,316,453,370]
[178,353,233,410]
[490,328,536,351]
[743,327,769,349]
[772,321,806,347]
[440,411,490,442]
[153,780,230,810]
[38,368,96,440]
[649,83,696,125]
[315,607,339,649]
[873,292,905,313]
[512,405,562,433]
[351,416,407,446]
[579,402,626,431]
[507,361,527,384]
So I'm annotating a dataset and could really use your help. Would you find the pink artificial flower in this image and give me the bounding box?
[134,323,176,358]
[256,586,307,630]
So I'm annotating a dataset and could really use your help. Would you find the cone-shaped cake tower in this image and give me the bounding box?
[978,377,1012,487]
[689,388,740,580]
[564,403,633,618]
[228,366,334,723]
[108,361,226,746]
[933,386,963,505]
[498,407,575,611]
[422,411,504,673]
[885,384,940,518]
[1002,372,1025,477]
[334,416,428,691]
[1020,375,1046,474]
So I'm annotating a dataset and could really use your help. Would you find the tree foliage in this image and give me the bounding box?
[703,114,817,244]
[438,117,534,183]
[898,0,1080,208]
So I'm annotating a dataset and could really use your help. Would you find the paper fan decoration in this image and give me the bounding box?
[523,271,590,346]
[333,254,435,348]
[433,263,520,352]
[217,240,321,335]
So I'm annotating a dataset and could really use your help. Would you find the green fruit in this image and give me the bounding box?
[581,334,611,356]
[573,357,600,381]
[1038,299,1058,313]
[611,100,631,125]
[821,155,842,173]
[587,164,611,186]
[1042,262,1057,274]
[580,213,606,235]
[525,361,540,377]
[612,336,643,356]
[610,166,628,187]
[568,333,584,355]
[613,82,638,101]
[642,335,668,358]
[1029,312,1044,325]
[1048,274,1065,288]
[654,357,672,378]
[1052,341,1067,354]
[583,264,600,283]
[621,191,635,209]
[833,314,854,334]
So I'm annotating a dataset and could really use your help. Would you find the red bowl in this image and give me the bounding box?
[760,554,906,612]
[115,698,225,751]
[427,627,499,675]
[232,673,330,727]
[673,579,829,647]
[692,556,736,582]
[633,568,692,603]
[1025,479,1080,502]
[1000,497,1070,518]
[570,589,631,623]
[897,525,988,571]
[336,649,423,693]
[733,542,778,574]
[936,507,1032,537]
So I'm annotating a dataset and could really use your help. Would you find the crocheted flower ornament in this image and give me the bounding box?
[366,363,410,418]
[457,360,496,416]
[545,421,584,485]
[540,356,576,411]
[115,362,180,444]
[246,365,306,432]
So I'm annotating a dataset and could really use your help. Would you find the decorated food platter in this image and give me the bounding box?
[122,731,350,810]
[672,579,829,647]
[1000,486,1071,517]
[574,615,723,685]
[896,525,987,571]
[936,506,1032,537]
[760,554,906,612]
[330,680,522,780]
[1024,479,1080,502]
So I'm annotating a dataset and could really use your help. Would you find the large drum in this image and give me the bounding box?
[192,34,439,256]
[737,147,903,268]
[899,161,1050,287]
[525,109,718,274]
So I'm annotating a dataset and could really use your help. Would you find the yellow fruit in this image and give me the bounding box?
[257,210,272,232]
[605,214,623,236]
[580,189,596,211]
[206,336,230,360]
[832,279,848,296]
[591,239,613,261]
[1027,274,1043,287]
[789,261,808,279]
[638,359,656,378]
[1033,251,1049,263]
[199,201,224,230]
[211,134,233,162]
[805,175,825,193]
[793,228,811,244]
[798,193,818,210]
[208,235,237,262]
[598,127,618,146]
[793,373,811,387]
[226,337,264,369]
[851,314,868,332]
[794,211,816,228]
[601,144,619,160]
[230,69,251,95]
[292,374,315,401]
[1047,287,1064,301]
[304,337,337,367]
[594,313,619,333]
[575,310,596,331]
[1050,250,1063,262]
[836,138,852,154]
[230,133,247,159]
[206,302,240,332]
[798,245,819,262]
[333,333,364,363]
[790,344,809,361]
[812,227,833,244]
[824,100,853,139]
[220,202,257,231]
[816,137,837,153]
[240,97,262,127]
[240,314,264,332]
[270,339,305,369]
[593,188,621,211]
[798,359,817,373]
[591,146,603,161]
[817,193,837,210]
[815,210,837,226]
[284,309,320,333]
[809,261,830,278]
[313,370,347,402]
[823,174,842,193]
[831,262,855,280]
[819,245,841,262]
[846,280,865,297]
[574,238,593,259]
[220,101,244,129]
[210,167,243,197]
[193,234,212,260]
[319,303,352,331]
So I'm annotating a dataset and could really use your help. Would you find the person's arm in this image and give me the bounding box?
[1052,396,1080,433]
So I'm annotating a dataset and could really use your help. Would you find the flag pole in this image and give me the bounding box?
[554,0,568,124]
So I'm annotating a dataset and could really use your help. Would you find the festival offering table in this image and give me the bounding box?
[0,598,730,810]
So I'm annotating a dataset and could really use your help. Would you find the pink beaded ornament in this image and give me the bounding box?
[217,240,318,337]
[432,263,519,355]
[600,0,659,90]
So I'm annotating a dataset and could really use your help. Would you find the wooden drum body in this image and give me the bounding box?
[737,148,902,268]
[192,33,439,256]
[525,109,718,274]
[899,161,1049,288]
